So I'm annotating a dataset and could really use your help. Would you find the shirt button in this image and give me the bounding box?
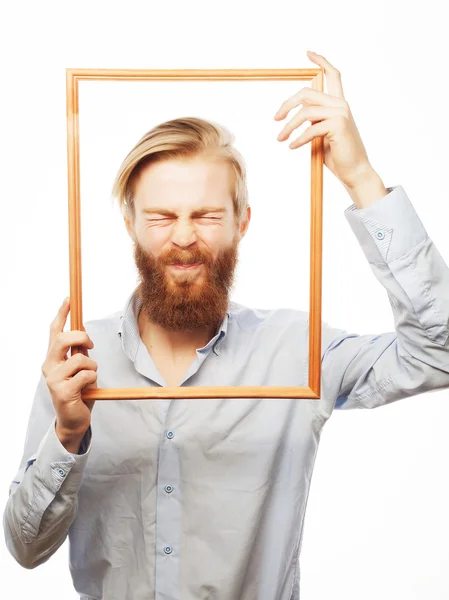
[166,430,174,439]
[164,485,174,493]
[376,231,385,240]
[57,468,66,477]
[164,546,172,554]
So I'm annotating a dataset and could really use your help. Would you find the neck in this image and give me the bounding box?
[138,308,219,355]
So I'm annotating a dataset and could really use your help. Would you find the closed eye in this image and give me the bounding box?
[148,216,221,221]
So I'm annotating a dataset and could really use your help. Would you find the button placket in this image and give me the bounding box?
[160,430,176,560]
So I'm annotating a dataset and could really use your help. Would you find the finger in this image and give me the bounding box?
[306,51,345,100]
[287,119,331,149]
[48,297,70,351]
[51,353,98,382]
[274,88,345,122]
[66,369,98,397]
[277,106,343,141]
[47,330,94,365]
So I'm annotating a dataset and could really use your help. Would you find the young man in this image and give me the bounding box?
[4,52,449,599]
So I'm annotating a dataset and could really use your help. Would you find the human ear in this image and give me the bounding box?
[239,205,251,239]
[124,215,137,243]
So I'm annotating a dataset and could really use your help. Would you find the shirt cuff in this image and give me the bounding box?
[344,185,429,264]
[33,416,92,495]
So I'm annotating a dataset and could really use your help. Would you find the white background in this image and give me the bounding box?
[1,1,448,599]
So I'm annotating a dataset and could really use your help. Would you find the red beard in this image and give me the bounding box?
[133,239,239,331]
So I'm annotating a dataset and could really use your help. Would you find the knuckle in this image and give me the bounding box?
[329,117,340,131]
[55,331,64,344]
[340,106,350,120]
[45,373,55,389]
[74,352,85,366]
[301,105,311,117]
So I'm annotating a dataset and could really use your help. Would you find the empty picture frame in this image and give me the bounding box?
[66,67,324,400]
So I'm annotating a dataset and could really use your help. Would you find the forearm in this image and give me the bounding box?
[344,168,389,209]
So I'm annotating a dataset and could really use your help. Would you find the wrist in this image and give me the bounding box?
[55,422,89,454]
[344,169,388,209]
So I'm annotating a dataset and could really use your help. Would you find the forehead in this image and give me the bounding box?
[134,157,232,210]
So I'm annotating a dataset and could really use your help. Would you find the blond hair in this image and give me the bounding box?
[111,117,248,226]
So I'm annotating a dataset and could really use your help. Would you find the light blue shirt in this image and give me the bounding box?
[4,185,449,599]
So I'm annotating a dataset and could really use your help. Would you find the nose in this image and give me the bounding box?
[170,218,198,248]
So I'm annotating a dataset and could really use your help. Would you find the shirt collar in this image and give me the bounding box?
[117,285,230,361]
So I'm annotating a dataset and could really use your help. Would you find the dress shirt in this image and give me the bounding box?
[3,185,449,600]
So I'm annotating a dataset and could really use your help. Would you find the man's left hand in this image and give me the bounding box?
[275,51,377,191]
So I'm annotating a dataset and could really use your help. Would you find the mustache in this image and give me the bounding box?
[155,249,214,267]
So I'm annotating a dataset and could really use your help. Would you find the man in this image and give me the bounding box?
[3,52,449,599]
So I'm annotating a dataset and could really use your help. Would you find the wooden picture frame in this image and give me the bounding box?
[66,67,324,400]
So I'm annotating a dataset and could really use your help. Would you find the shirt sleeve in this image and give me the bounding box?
[319,184,449,412]
[2,373,92,569]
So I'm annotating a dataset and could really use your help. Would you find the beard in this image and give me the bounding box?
[133,237,239,332]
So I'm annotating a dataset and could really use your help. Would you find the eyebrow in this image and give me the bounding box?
[141,207,228,217]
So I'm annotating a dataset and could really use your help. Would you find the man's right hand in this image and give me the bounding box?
[41,297,98,446]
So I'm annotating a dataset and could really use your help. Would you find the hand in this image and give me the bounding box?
[274,51,376,190]
[41,297,98,439]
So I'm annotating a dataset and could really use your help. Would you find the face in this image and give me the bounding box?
[124,156,251,331]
